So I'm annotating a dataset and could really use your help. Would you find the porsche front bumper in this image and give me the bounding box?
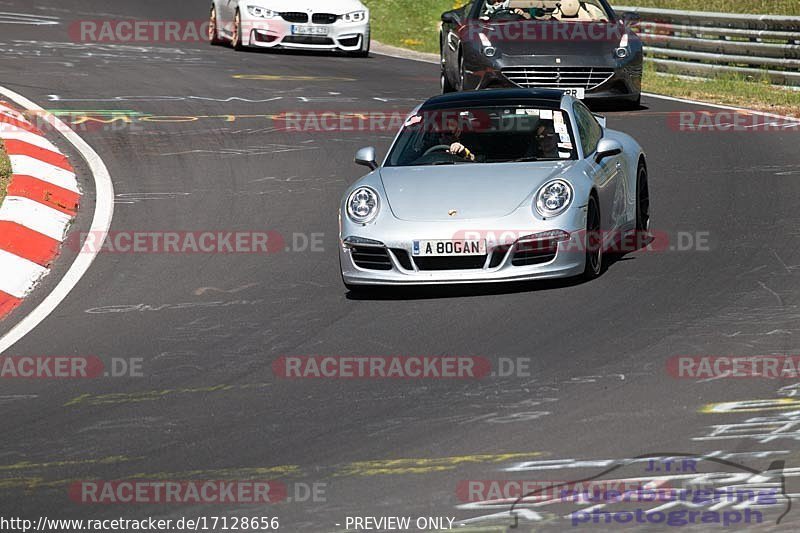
[340,208,589,286]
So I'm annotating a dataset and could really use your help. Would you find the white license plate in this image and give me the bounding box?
[560,88,585,99]
[412,240,486,257]
[291,25,329,36]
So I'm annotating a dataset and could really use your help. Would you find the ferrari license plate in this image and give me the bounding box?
[412,240,486,257]
[291,25,329,36]
[560,88,585,99]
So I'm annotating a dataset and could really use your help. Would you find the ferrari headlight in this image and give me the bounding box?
[248,6,278,18]
[535,180,573,217]
[342,10,367,22]
[347,187,380,223]
[615,33,630,58]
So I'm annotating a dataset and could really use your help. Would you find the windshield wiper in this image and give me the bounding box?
[511,156,539,162]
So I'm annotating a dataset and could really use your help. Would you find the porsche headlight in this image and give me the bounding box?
[347,187,380,223]
[342,10,367,22]
[535,180,573,217]
[248,6,278,18]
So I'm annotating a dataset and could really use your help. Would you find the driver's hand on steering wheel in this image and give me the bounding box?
[513,8,532,19]
[449,142,476,161]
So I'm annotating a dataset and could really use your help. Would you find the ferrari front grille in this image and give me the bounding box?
[501,67,615,90]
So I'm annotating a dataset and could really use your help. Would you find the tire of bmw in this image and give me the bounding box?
[232,10,244,51]
[209,6,224,45]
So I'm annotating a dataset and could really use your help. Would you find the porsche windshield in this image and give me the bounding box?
[386,107,577,166]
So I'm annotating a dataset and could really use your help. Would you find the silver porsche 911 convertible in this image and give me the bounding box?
[339,88,649,290]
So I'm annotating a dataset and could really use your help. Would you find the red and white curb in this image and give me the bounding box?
[0,102,81,319]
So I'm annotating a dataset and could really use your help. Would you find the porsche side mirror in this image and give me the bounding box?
[355,146,378,170]
[595,139,623,163]
[441,11,459,24]
[593,113,607,128]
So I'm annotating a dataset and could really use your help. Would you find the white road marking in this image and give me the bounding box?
[0,12,60,26]
[0,196,73,241]
[0,85,115,355]
[0,249,48,298]
[6,155,80,193]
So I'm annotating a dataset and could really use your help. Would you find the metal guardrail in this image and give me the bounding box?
[615,5,800,86]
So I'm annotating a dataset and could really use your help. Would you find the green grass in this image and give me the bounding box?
[364,0,461,53]
[643,63,800,115]
[623,0,799,15]
[0,140,11,208]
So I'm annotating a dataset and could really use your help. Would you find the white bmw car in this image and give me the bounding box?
[209,0,370,55]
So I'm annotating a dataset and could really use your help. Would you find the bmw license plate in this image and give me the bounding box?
[412,240,486,257]
[291,25,329,36]
[560,88,585,99]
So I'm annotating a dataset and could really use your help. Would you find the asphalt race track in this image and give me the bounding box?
[1,1,799,531]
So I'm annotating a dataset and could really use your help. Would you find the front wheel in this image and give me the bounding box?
[231,10,245,50]
[209,6,224,45]
[456,53,465,91]
[582,196,603,280]
[441,66,455,93]
[635,161,650,234]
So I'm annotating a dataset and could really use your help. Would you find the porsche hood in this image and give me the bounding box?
[379,161,576,221]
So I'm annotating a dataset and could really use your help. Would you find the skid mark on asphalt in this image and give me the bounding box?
[84,299,268,314]
[232,75,356,82]
[0,453,543,493]
[194,284,260,296]
[114,192,192,204]
[0,456,137,474]
[334,452,545,477]
[160,145,316,157]
[63,383,270,407]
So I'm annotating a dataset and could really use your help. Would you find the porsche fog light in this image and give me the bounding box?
[347,187,380,223]
[535,180,573,217]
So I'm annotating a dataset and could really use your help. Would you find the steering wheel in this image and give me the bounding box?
[490,8,527,20]
[422,144,453,157]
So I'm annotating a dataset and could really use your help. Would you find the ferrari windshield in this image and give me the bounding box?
[479,0,610,22]
[386,107,577,166]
